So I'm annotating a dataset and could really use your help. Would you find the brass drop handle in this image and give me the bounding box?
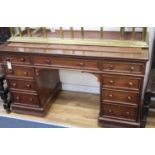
[16,96,20,100]
[29,98,33,102]
[127,96,132,101]
[20,57,25,62]
[130,66,135,71]
[12,83,17,87]
[109,94,113,98]
[26,84,31,88]
[129,82,133,86]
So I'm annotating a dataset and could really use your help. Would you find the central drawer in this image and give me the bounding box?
[33,56,52,65]
[11,92,39,106]
[102,88,139,104]
[102,102,137,121]
[51,57,99,70]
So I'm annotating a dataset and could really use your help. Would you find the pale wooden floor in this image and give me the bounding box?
[0,91,155,128]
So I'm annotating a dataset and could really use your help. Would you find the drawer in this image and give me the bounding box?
[2,55,31,64]
[52,57,99,70]
[102,102,137,121]
[102,61,144,74]
[33,56,52,65]
[102,88,139,104]
[8,79,36,91]
[11,92,39,106]
[4,66,34,78]
[102,75,141,90]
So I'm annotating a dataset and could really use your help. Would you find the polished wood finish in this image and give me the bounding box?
[102,102,137,121]
[33,56,52,65]
[4,66,34,79]
[2,55,31,64]
[8,79,36,91]
[102,75,141,90]
[102,61,144,75]
[11,91,39,106]
[0,41,148,127]
[51,57,99,70]
[102,88,139,105]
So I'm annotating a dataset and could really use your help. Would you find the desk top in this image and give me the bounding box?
[0,42,148,61]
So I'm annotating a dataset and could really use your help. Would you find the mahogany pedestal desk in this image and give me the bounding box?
[0,43,148,127]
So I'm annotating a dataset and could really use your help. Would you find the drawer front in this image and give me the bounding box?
[102,75,141,90]
[4,66,34,78]
[2,55,31,64]
[52,58,99,70]
[102,61,144,74]
[33,56,52,65]
[12,92,39,106]
[102,103,137,121]
[102,89,139,104]
[8,80,36,91]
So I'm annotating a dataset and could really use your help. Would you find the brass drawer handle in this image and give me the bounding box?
[36,70,39,76]
[16,96,20,101]
[12,83,17,87]
[130,66,135,71]
[109,80,114,84]
[129,82,133,86]
[127,96,132,101]
[108,109,112,113]
[29,98,33,102]
[45,59,51,64]
[79,62,85,67]
[109,94,113,98]
[126,112,130,115]
[24,71,28,76]
[20,57,25,62]
[26,84,31,88]
[109,65,114,70]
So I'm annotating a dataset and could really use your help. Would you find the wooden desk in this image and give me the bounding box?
[0,42,148,127]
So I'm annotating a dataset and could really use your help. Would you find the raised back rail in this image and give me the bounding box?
[8,27,148,48]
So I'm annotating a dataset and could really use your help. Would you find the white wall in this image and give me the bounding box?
[60,28,155,96]
[143,27,155,97]
[60,70,100,94]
